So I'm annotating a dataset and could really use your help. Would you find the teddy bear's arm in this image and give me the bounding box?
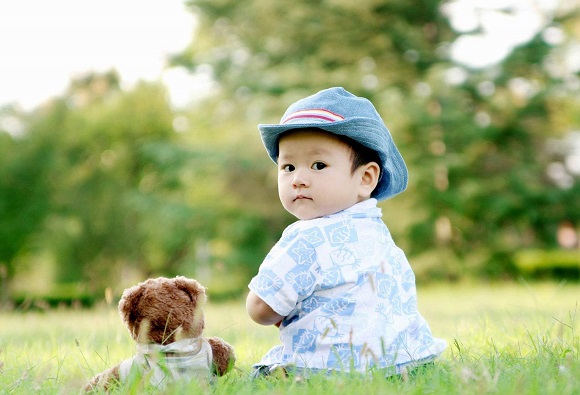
[206,337,236,376]
[84,364,121,393]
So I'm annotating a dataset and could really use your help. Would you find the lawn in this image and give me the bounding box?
[0,280,578,394]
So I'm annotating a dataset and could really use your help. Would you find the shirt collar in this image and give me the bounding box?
[331,198,381,218]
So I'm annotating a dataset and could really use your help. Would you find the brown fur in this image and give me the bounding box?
[84,276,236,392]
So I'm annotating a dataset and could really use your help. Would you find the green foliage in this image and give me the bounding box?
[39,80,183,288]
[1,74,210,295]
[0,113,54,275]
[514,249,580,279]
[11,283,96,310]
[182,0,455,95]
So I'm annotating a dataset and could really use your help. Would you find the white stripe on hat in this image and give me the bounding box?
[281,109,344,124]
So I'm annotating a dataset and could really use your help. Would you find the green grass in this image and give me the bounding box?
[1,280,579,394]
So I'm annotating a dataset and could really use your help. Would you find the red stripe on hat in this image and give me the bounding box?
[281,109,344,125]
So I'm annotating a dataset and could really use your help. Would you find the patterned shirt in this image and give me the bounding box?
[249,199,447,372]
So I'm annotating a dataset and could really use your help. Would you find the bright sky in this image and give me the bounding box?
[443,0,559,68]
[0,0,197,110]
[0,0,560,111]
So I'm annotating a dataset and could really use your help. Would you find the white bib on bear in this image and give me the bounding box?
[119,337,213,387]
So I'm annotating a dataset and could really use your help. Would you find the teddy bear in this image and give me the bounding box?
[84,276,236,392]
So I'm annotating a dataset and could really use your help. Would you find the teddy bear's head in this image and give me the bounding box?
[118,276,206,344]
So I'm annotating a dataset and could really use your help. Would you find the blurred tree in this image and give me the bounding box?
[179,0,454,98]
[0,105,55,302]
[405,6,580,278]
[45,74,194,290]
[2,72,212,294]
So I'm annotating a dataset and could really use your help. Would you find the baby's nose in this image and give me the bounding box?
[292,170,309,187]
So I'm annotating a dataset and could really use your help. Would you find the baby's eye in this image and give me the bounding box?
[311,162,326,170]
[282,164,295,172]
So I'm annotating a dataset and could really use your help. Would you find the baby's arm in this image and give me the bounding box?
[246,290,284,326]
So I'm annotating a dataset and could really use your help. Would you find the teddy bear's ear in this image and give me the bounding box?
[118,283,146,325]
[174,276,207,305]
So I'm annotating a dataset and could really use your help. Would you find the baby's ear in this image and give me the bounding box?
[174,276,207,306]
[359,161,381,199]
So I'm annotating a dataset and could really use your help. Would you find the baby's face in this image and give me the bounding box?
[277,129,367,220]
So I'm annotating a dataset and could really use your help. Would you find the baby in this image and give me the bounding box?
[246,87,447,377]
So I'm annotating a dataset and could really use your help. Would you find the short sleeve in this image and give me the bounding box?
[249,226,320,317]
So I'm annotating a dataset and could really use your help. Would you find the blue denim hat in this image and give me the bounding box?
[258,87,408,201]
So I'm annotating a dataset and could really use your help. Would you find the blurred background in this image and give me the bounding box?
[1,0,579,308]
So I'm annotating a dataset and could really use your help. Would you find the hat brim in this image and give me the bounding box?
[258,118,408,201]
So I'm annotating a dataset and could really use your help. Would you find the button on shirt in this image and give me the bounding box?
[249,199,447,372]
